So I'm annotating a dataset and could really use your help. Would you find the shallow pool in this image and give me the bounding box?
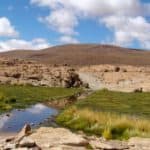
[0,103,58,134]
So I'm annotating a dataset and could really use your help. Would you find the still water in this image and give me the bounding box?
[0,103,58,134]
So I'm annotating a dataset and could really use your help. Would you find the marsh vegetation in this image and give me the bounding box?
[0,85,81,113]
[57,89,150,140]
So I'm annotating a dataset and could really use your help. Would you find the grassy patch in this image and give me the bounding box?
[0,85,81,113]
[57,90,150,140]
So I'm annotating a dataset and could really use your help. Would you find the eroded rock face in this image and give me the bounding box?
[1,58,150,92]
[78,65,150,92]
[0,59,83,88]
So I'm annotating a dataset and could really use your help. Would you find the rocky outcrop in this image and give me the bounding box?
[30,127,88,149]
[1,125,150,150]
[1,58,150,92]
[78,65,150,92]
[0,124,40,150]
[0,59,83,88]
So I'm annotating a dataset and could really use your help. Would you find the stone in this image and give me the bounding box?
[89,138,129,150]
[1,127,150,150]
[133,88,143,93]
[15,124,32,142]
[50,145,86,150]
[19,137,36,148]
[29,127,88,149]
[6,114,10,117]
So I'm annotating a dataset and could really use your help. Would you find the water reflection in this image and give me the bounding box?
[0,104,58,133]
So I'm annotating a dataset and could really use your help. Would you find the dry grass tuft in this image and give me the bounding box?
[57,106,150,140]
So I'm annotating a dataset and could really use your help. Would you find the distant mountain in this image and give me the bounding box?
[0,44,150,66]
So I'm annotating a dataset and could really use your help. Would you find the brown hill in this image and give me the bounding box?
[0,44,150,66]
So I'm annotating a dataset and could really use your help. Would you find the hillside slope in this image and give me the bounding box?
[0,44,150,66]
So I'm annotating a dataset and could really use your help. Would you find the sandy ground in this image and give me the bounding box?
[0,132,16,139]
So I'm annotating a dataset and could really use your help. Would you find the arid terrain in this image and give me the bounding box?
[0,44,150,150]
[78,65,150,92]
[0,58,82,88]
[0,44,150,92]
[1,44,150,66]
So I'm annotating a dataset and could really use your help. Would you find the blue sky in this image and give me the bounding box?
[0,0,150,51]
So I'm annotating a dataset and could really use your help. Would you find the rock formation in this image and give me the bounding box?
[0,125,150,150]
[78,65,150,92]
[0,59,82,88]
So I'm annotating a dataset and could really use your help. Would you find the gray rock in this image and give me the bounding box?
[29,127,88,149]
[19,137,36,148]
[89,138,129,150]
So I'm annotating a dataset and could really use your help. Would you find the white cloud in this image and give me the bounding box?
[65,0,142,16]
[27,104,47,114]
[0,38,50,51]
[40,8,78,35]
[30,0,149,16]
[59,35,79,44]
[102,16,150,48]
[30,0,150,48]
[0,17,18,37]
[0,17,50,51]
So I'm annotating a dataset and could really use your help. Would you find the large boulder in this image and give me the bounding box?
[29,127,88,149]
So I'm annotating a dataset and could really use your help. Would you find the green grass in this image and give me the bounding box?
[57,89,150,140]
[0,85,81,113]
[76,89,150,118]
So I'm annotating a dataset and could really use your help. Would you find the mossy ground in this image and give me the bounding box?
[57,89,150,140]
[0,85,81,113]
